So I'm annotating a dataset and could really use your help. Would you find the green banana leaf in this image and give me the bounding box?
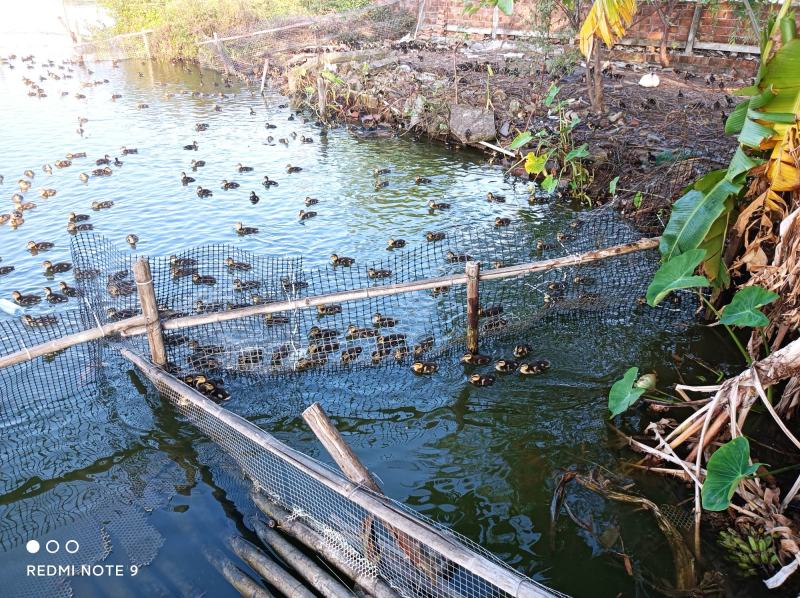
[646,249,710,306]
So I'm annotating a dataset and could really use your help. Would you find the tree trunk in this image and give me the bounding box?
[658,6,672,67]
[592,43,604,114]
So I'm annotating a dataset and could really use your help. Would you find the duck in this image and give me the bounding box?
[263,313,291,326]
[460,352,491,365]
[513,344,532,358]
[425,231,446,242]
[91,200,114,210]
[264,122,277,129]
[386,239,406,249]
[0,265,15,275]
[107,280,135,297]
[184,141,198,151]
[18,179,31,191]
[121,146,138,155]
[39,188,56,198]
[126,234,139,246]
[519,360,551,375]
[196,123,209,132]
[286,164,302,173]
[67,221,93,233]
[180,172,195,185]
[11,290,41,306]
[96,154,111,165]
[91,167,112,177]
[298,210,316,221]
[486,192,506,203]
[194,185,212,197]
[280,276,308,292]
[413,336,435,357]
[68,212,90,222]
[262,176,279,187]
[469,373,496,387]
[221,180,240,190]
[22,314,58,327]
[79,172,89,182]
[372,312,398,327]
[428,200,451,210]
[237,163,253,173]
[59,281,80,297]
[225,257,251,271]
[309,339,340,355]
[107,307,138,322]
[170,255,197,268]
[393,345,411,360]
[315,304,342,316]
[278,138,289,145]
[375,180,389,190]
[249,191,260,204]
[16,201,36,211]
[346,324,378,339]
[66,151,86,159]
[249,107,256,115]
[23,169,35,178]
[556,232,575,243]
[191,159,206,169]
[374,168,391,176]
[27,240,54,252]
[368,267,392,279]
[300,135,313,143]
[446,250,472,263]
[235,221,258,235]
[341,346,362,364]
[494,359,519,373]
[55,159,72,169]
[495,217,511,227]
[330,254,355,267]
[43,286,68,303]
[377,333,407,349]
[0,214,10,226]
[42,164,52,174]
[415,176,432,184]
[233,278,260,292]
[536,239,556,252]
[42,260,72,276]
[411,361,438,375]
[304,196,319,206]
[113,157,123,166]
[483,317,508,331]
[10,214,24,228]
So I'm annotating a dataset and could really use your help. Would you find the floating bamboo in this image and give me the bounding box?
[133,257,167,366]
[209,552,274,598]
[230,536,315,598]
[465,261,480,354]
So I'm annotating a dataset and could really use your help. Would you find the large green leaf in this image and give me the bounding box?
[564,144,590,162]
[608,367,645,418]
[496,0,514,15]
[509,131,532,150]
[719,286,779,327]
[697,207,731,287]
[702,437,763,511]
[646,249,710,307]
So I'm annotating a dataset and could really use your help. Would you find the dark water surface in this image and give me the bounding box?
[0,60,749,597]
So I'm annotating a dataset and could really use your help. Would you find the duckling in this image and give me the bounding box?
[316,304,342,316]
[121,146,138,155]
[460,352,492,365]
[341,346,362,364]
[428,200,451,210]
[191,159,206,169]
[262,176,279,187]
[18,179,31,191]
[237,163,253,173]
[91,167,112,177]
[425,231,446,242]
[196,186,213,198]
[225,257,251,271]
[180,172,195,185]
[374,167,391,176]
[411,361,438,375]
[483,317,508,331]
[221,179,240,190]
[249,191,260,204]
[73,267,101,280]
[394,345,411,360]
[296,355,327,371]
[377,333,407,349]
[15,201,35,211]
[106,307,137,322]
[300,135,313,143]
[346,324,378,339]
[286,164,302,173]
[187,340,224,355]
[67,151,87,159]
[79,172,89,182]
[298,210,316,221]
[171,266,198,279]
[249,107,256,115]
[22,314,58,327]
[91,200,114,210]
[55,159,72,169]
[446,250,472,263]
[519,359,551,376]
[68,212,89,223]
[469,373,496,387]
[184,140,198,151]
[107,280,135,297]
[58,281,79,297]
[374,180,389,190]
[23,169,34,179]
[494,359,519,373]
[27,240,53,253]
[304,196,319,206]
[368,267,392,279]
[42,260,72,276]
[42,164,52,174]
[536,239,556,252]
[264,122,277,129]
[0,265,15,275]
[386,239,406,249]
[96,154,111,166]
[278,138,289,145]
[513,344,531,358]
[330,254,355,267]
[195,123,209,132]
[67,222,92,233]
[191,273,216,286]
[263,313,291,326]
[235,221,258,235]
[486,192,506,203]
[290,131,298,139]
[43,286,68,303]
[233,278,260,291]
[308,339,340,355]
[414,336,435,356]
[113,157,123,166]
[0,214,10,226]
[39,188,56,198]
[372,312,398,327]
[556,231,575,243]
[415,176,432,184]
[371,348,392,363]
[11,290,41,306]
[495,217,511,227]
[171,255,197,268]
[10,214,24,228]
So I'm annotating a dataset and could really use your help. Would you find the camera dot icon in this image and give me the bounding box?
[25,540,40,554]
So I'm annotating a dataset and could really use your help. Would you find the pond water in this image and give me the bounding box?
[0,59,753,597]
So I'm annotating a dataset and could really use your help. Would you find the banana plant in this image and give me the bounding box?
[577,0,637,58]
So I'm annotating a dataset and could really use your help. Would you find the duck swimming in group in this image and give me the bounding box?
[42,260,72,276]
[11,290,40,306]
[386,238,406,249]
[234,221,258,235]
[249,191,260,204]
[27,240,53,253]
[191,159,205,170]
[428,200,451,210]
[121,146,138,155]
[330,254,355,267]
[286,164,302,173]
[196,186,213,198]
[67,221,93,233]
[237,163,253,173]
[43,286,68,303]
[79,172,89,182]
[426,231,446,242]
[91,200,114,210]
[221,180,239,190]
[262,176,278,187]
[180,172,195,185]
[184,140,198,151]
[126,234,139,246]
[298,210,316,221]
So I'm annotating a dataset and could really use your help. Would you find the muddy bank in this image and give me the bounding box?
[274,38,742,231]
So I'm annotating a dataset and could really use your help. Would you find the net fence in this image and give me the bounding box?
[72,30,153,62]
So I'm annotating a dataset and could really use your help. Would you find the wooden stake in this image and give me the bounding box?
[230,537,315,598]
[133,257,167,366]
[465,261,480,354]
[683,4,703,56]
[317,75,328,119]
[259,56,269,95]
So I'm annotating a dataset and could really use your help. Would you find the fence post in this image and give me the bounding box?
[491,6,499,39]
[683,4,702,56]
[316,75,328,119]
[465,261,480,354]
[141,30,151,60]
[259,56,269,95]
[133,257,167,366]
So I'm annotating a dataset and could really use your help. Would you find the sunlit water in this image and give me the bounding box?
[0,58,754,597]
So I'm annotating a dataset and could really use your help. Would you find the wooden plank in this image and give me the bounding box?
[465,261,480,354]
[683,4,703,56]
[133,257,167,366]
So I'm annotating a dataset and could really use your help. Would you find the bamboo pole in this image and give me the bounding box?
[211,553,274,598]
[230,537,316,598]
[251,494,400,598]
[465,261,480,354]
[251,518,352,598]
[259,56,269,95]
[317,76,328,119]
[121,349,552,598]
[133,257,167,366]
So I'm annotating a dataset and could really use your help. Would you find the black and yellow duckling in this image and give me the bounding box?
[67,151,87,159]
[187,353,220,370]
[374,167,391,176]
[308,326,339,340]
[23,169,34,179]
[27,240,54,253]
[196,186,213,198]
[74,267,101,281]
[42,260,72,276]
[535,239,556,252]
[280,276,308,292]
[394,345,411,360]
[263,313,291,326]
[249,191,260,204]
[286,164,302,173]
[316,304,342,316]
[225,257,251,271]
[304,196,319,206]
[170,255,197,267]
[413,336,435,356]
[301,135,314,143]
[68,212,90,223]
[171,266,198,279]
[195,123,209,131]
[233,278,260,292]
[238,348,263,367]
[372,312,398,327]
[298,210,316,221]
[330,253,355,267]
[367,267,392,279]
[495,217,511,227]
[513,344,532,358]
[377,333,407,349]
[269,344,292,365]
[374,180,389,190]
[126,234,138,247]
[42,164,52,174]
[262,175,279,187]
[341,346,362,364]
[43,286,68,303]
[234,222,257,235]
[91,167,112,177]
[180,172,195,185]
[0,265,15,275]
[183,140,198,151]
[59,281,79,297]
[556,231,575,243]
[191,159,206,169]
[107,308,138,323]
[0,214,10,226]
[22,314,58,327]
[194,300,224,313]
[469,373,495,387]
[187,340,224,355]
[446,250,472,263]
[486,192,506,203]
[308,339,340,355]
[483,317,508,331]
[15,200,36,211]
[520,359,551,376]
[428,200,451,210]
[296,354,328,371]
[67,222,93,233]
[11,290,41,306]
[425,231,446,242]
[79,172,89,182]
[346,324,378,339]
[39,188,56,198]
[91,200,114,210]
[411,361,438,375]
[18,179,31,192]
[192,273,216,286]
[95,155,111,166]
[415,176,432,184]
[107,280,135,297]
[121,146,138,155]
[495,359,519,373]
[460,352,491,365]
[55,159,71,168]
[371,348,392,363]
[386,239,406,249]
[278,138,289,145]
[10,214,24,228]
[113,157,123,167]
[221,179,239,190]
